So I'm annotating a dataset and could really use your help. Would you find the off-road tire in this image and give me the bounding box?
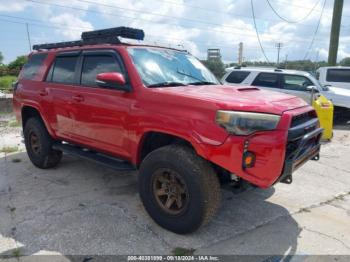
[24,117,62,169]
[139,144,221,234]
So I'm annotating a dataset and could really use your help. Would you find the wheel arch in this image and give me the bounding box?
[136,131,198,167]
[21,105,56,138]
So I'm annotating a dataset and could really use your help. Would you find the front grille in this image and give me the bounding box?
[290,110,317,128]
[287,110,319,159]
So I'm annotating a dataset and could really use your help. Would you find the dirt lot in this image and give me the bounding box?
[0,113,350,260]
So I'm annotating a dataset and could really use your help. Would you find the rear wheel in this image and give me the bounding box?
[24,117,62,169]
[139,144,220,234]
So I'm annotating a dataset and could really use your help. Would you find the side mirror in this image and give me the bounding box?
[306,85,319,93]
[96,72,130,91]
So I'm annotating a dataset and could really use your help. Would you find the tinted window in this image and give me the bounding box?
[226,71,250,83]
[51,56,78,84]
[326,69,350,83]
[282,75,313,91]
[252,73,279,88]
[21,53,47,80]
[81,55,122,87]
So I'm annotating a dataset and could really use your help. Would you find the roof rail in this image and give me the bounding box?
[33,26,145,51]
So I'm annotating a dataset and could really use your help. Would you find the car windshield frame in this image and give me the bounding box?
[127,47,219,87]
[305,73,329,91]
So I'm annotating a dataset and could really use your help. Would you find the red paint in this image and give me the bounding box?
[13,44,314,188]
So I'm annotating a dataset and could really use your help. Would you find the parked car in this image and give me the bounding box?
[317,66,350,90]
[222,67,350,110]
[13,27,323,234]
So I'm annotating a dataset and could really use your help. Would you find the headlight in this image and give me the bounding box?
[216,110,281,135]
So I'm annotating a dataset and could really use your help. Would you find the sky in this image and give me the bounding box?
[0,0,350,64]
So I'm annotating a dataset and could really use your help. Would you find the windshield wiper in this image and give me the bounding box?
[188,81,217,85]
[176,70,204,82]
[147,82,186,88]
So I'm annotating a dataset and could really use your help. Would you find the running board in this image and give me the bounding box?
[52,143,136,171]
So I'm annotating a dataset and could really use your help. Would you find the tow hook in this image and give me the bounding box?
[281,175,293,184]
[312,154,320,161]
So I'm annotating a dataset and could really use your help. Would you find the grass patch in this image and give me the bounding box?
[12,248,21,258]
[0,146,18,154]
[0,75,17,93]
[172,247,196,256]
[8,120,20,127]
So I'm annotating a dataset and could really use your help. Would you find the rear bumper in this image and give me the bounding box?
[276,127,323,184]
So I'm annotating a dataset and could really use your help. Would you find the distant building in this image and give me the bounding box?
[207,49,221,61]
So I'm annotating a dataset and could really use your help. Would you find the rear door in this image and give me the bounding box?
[68,49,133,158]
[251,72,281,91]
[45,51,80,139]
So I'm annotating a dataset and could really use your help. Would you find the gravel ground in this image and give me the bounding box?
[0,113,349,261]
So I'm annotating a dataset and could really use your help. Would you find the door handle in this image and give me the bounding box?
[39,89,48,96]
[72,95,84,102]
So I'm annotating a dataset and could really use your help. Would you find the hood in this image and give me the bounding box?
[326,86,350,97]
[321,86,350,109]
[153,85,308,115]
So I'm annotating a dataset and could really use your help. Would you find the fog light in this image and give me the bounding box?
[243,151,256,169]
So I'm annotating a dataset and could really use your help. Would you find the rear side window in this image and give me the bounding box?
[49,56,79,84]
[225,71,250,83]
[252,73,279,88]
[21,53,47,80]
[81,55,122,87]
[326,69,350,83]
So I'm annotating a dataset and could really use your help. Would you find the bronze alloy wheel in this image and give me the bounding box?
[152,168,189,215]
[29,131,41,155]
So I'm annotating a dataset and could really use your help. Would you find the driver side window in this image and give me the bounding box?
[282,75,313,91]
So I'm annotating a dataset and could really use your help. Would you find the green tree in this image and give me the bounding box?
[0,52,3,64]
[7,55,27,75]
[339,57,350,66]
[201,59,226,79]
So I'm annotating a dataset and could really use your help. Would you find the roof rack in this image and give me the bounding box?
[33,26,145,51]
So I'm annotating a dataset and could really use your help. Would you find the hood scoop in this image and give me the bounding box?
[237,87,260,92]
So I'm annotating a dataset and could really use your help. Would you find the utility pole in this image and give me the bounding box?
[275,42,283,67]
[284,54,288,68]
[26,23,32,52]
[328,0,343,66]
[238,42,243,65]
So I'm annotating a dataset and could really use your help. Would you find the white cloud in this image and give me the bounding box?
[0,2,29,12]
[2,0,350,62]
[49,13,93,40]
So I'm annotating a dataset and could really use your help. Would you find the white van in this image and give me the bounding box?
[317,66,350,90]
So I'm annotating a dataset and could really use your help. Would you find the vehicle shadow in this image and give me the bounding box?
[333,109,350,131]
[0,151,301,259]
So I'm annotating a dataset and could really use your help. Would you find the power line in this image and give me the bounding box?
[75,0,330,26]
[0,17,282,53]
[251,0,271,64]
[266,0,321,23]
[303,0,327,60]
[23,0,329,44]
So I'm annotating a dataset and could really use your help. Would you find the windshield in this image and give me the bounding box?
[127,47,219,87]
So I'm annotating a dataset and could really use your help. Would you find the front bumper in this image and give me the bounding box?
[196,106,323,189]
[276,126,323,184]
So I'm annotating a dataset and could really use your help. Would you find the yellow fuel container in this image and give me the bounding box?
[312,94,333,140]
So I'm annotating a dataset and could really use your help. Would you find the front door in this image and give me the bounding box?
[281,74,313,104]
[69,50,133,159]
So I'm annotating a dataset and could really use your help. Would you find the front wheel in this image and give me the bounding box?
[139,145,221,234]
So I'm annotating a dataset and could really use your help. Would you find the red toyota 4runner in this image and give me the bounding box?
[13,27,323,234]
